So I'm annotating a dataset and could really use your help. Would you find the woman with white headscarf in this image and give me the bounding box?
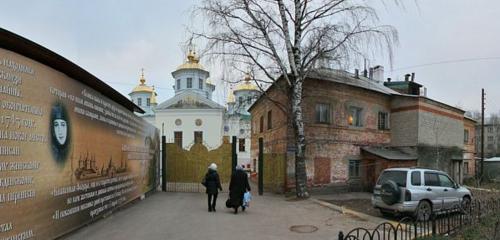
[202,163,222,212]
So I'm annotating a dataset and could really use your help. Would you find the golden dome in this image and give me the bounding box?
[227,90,235,103]
[234,73,258,91]
[131,69,154,93]
[176,50,205,71]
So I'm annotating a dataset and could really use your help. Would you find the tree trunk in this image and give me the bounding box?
[291,78,309,198]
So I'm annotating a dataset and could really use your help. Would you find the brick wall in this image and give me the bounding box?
[250,78,393,190]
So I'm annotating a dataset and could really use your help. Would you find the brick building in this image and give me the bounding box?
[249,68,468,193]
[463,117,477,178]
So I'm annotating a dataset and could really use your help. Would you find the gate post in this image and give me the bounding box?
[232,136,237,173]
[162,135,167,192]
[338,231,344,240]
[258,137,264,196]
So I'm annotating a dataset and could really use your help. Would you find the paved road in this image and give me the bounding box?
[63,191,375,240]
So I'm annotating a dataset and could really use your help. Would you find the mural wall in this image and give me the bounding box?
[0,48,159,239]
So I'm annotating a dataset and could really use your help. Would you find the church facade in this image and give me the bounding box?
[129,50,225,150]
[129,51,261,170]
[225,74,261,169]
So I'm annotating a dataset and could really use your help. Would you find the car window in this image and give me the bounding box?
[438,174,454,188]
[411,171,421,186]
[377,170,407,187]
[424,172,440,186]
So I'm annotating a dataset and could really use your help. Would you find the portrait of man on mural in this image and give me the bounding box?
[50,102,71,164]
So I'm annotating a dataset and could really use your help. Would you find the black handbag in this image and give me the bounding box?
[225,199,232,208]
[201,176,207,187]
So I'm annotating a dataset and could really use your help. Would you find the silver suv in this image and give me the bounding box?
[371,167,472,221]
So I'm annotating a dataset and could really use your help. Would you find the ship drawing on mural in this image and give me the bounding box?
[73,151,128,180]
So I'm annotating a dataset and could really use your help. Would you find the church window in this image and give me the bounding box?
[138,98,142,106]
[378,112,389,130]
[174,131,183,148]
[199,79,203,89]
[187,78,192,88]
[147,98,151,106]
[247,96,252,104]
[239,138,246,152]
[176,79,180,90]
[194,131,203,144]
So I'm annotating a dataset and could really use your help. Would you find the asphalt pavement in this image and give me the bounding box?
[63,191,375,240]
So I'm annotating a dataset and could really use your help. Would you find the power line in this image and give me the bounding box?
[392,56,500,72]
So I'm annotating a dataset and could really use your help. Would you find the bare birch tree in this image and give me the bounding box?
[194,0,397,198]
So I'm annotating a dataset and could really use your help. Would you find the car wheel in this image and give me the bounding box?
[461,196,471,212]
[415,201,432,221]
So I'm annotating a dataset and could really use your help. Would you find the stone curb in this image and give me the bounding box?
[309,198,388,224]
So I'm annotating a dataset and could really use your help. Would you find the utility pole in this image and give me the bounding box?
[480,88,485,184]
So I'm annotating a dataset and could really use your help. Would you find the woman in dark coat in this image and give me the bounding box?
[229,165,251,214]
[204,163,222,212]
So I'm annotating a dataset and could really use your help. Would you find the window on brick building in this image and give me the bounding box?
[348,107,363,127]
[488,136,494,142]
[187,78,193,88]
[267,110,272,130]
[174,131,183,148]
[239,138,245,152]
[464,130,469,143]
[464,162,469,174]
[260,115,264,133]
[348,160,360,178]
[194,131,203,144]
[488,127,493,133]
[378,112,389,130]
[315,103,330,123]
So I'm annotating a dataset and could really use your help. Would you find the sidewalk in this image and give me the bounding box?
[63,191,375,240]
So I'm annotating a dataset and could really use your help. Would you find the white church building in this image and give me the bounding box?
[129,51,261,170]
[150,50,225,150]
[225,74,261,168]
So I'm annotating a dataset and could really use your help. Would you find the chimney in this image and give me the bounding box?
[411,72,415,82]
[404,74,411,82]
[354,69,359,78]
[369,67,374,79]
[372,65,384,83]
[387,77,391,82]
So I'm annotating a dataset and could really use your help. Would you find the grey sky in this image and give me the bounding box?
[1,1,499,115]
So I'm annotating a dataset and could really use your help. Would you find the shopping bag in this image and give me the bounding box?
[243,191,252,207]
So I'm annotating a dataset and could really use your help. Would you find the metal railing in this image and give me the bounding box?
[338,199,500,240]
